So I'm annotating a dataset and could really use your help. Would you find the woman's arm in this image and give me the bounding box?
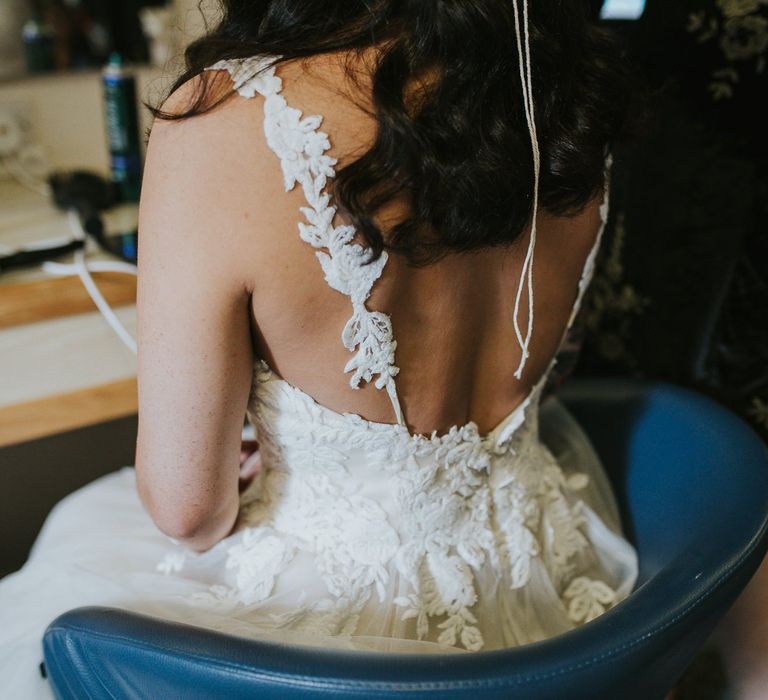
[135,77,257,554]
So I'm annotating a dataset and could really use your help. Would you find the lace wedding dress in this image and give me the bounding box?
[0,55,638,699]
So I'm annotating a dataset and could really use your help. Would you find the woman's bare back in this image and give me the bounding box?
[216,53,605,436]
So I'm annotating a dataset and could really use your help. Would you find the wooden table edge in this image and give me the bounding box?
[0,377,138,448]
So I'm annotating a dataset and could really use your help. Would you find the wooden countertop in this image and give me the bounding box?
[0,182,139,447]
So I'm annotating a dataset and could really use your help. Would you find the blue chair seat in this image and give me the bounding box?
[42,381,768,699]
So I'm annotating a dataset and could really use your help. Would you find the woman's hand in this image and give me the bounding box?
[223,440,263,540]
[239,439,261,493]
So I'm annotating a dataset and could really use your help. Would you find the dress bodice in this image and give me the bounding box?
[153,54,630,654]
[235,356,599,651]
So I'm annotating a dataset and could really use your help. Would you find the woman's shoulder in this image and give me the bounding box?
[141,67,294,293]
[152,52,375,164]
[147,56,296,178]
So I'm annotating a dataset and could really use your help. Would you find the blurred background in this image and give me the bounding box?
[0,0,218,173]
[0,0,220,577]
[572,0,768,454]
[0,2,765,695]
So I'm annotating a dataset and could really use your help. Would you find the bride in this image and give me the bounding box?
[1,1,650,697]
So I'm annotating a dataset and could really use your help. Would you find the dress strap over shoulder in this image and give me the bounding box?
[565,155,612,334]
[205,55,406,426]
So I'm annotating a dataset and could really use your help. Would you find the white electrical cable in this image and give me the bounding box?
[37,210,139,355]
[73,244,138,355]
[511,0,541,380]
[42,258,139,276]
[0,136,140,356]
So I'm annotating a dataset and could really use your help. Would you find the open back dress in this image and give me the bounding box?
[0,55,639,699]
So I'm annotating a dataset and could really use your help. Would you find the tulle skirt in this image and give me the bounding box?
[0,396,638,699]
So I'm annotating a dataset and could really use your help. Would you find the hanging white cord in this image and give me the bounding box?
[42,258,139,276]
[38,210,138,355]
[1,151,139,353]
[1,141,137,353]
[511,0,541,379]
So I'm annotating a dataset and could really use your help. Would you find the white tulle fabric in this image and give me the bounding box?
[0,53,638,700]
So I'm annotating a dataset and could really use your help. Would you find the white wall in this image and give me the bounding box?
[0,0,222,176]
[0,67,170,175]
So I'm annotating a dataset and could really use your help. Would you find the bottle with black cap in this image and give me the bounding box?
[102,51,141,261]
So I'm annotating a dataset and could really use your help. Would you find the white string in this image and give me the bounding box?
[38,211,139,355]
[42,258,139,276]
[70,245,138,355]
[511,0,541,380]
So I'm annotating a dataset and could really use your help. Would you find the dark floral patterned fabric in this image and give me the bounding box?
[555,1,768,443]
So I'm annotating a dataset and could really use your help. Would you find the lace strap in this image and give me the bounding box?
[205,56,405,426]
[565,154,613,333]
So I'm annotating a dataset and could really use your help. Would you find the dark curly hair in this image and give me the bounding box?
[151,0,636,265]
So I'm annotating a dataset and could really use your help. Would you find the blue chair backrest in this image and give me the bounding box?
[43,381,768,700]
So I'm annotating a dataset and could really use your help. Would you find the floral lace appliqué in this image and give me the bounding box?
[562,575,619,624]
[205,56,404,424]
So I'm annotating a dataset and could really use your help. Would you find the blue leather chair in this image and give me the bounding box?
[42,381,768,700]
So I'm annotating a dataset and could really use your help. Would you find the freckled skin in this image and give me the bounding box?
[135,52,604,553]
